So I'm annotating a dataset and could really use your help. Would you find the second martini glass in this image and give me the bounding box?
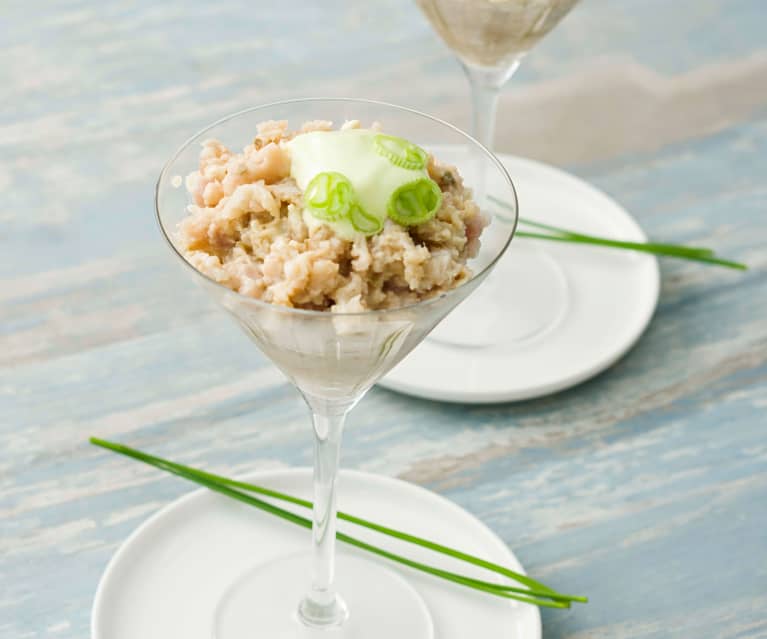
[416,0,580,347]
[156,98,518,637]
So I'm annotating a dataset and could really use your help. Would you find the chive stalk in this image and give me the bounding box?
[488,195,746,270]
[90,437,587,608]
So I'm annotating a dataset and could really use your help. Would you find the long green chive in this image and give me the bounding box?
[488,195,747,270]
[90,437,587,608]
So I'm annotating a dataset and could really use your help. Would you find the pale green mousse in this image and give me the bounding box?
[286,129,440,239]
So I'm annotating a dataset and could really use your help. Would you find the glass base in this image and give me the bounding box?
[429,244,569,348]
[297,590,349,629]
[213,553,434,639]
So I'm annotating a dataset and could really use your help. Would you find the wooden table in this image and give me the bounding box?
[3,1,765,636]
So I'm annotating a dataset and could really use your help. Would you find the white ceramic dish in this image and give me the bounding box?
[380,153,660,403]
[92,468,541,639]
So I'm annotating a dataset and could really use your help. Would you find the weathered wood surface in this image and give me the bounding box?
[2,0,765,636]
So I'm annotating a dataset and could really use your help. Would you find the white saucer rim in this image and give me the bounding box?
[379,153,661,404]
[91,467,542,639]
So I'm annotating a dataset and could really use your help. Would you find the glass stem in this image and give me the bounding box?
[463,61,521,150]
[298,398,350,628]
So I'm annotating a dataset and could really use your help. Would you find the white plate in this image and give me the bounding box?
[380,154,660,403]
[92,469,541,639]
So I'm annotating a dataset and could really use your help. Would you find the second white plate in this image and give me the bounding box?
[92,469,541,639]
[380,154,660,403]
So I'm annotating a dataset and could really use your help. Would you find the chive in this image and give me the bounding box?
[488,195,747,270]
[517,219,716,257]
[90,437,587,608]
[514,231,748,269]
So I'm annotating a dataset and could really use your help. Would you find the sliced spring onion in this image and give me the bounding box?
[349,204,383,235]
[388,178,443,226]
[374,134,429,170]
[304,171,355,221]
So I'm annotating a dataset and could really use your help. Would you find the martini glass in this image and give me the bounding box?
[156,98,517,638]
[416,0,580,347]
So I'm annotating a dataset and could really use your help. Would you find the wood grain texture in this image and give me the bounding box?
[1,0,766,637]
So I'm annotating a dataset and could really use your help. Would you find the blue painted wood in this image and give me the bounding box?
[2,1,766,637]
